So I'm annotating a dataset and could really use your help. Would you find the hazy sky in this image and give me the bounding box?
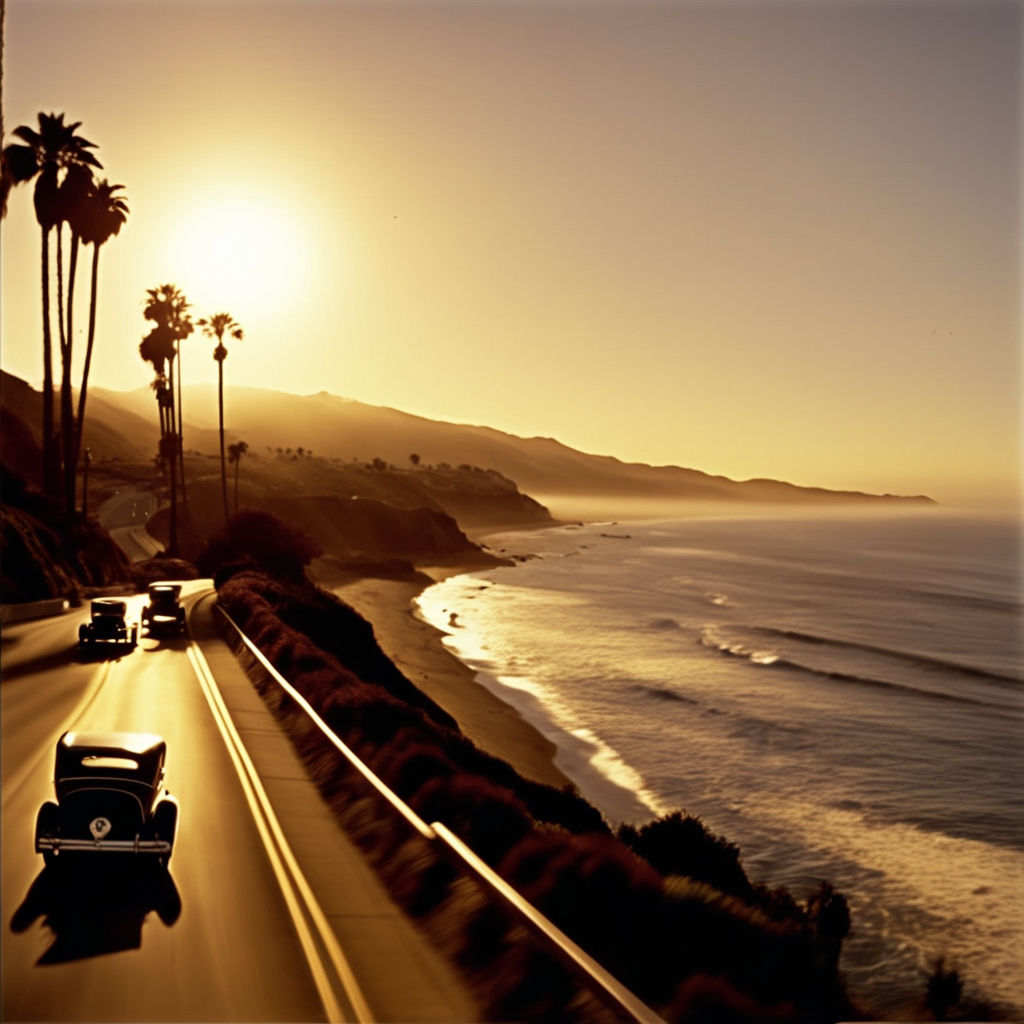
[1,0,1020,507]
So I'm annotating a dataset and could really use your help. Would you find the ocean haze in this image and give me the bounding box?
[33,379,941,513]
[60,379,936,510]
[2,1,1017,510]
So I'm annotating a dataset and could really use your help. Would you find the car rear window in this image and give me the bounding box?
[80,755,139,770]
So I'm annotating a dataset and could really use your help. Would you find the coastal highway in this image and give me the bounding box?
[1,583,476,1022]
[96,490,164,562]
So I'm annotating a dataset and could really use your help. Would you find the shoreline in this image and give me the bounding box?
[327,564,575,793]
[327,516,666,827]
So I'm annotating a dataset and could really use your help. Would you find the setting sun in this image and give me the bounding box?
[1,4,1022,1021]
[164,191,309,319]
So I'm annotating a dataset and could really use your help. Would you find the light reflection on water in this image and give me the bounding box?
[416,513,1024,1014]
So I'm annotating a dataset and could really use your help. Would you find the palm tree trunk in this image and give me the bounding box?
[41,227,58,500]
[73,244,100,476]
[62,232,81,513]
[55,227,67,360]
[234,458,240,512]
[175,346,188,505]
[167,444,178,556]
[218,359,229,522]
[60,362,75,515]
[55,227,70,505]
[167,361,180,554]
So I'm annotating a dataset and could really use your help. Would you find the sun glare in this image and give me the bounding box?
[165,192,308,320]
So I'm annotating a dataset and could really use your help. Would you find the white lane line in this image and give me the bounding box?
[187,642,373,1024]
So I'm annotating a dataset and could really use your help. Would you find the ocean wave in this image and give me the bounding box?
[752,625,1023,687]
[631,684,700,705]
[698,626,998,709]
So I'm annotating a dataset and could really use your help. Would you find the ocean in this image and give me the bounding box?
[414,509,1024,1016]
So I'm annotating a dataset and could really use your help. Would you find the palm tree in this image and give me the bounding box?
[144,284,193,503]
[140,285,193,555]
[2,113,101,499]
[197,313,243,521]
[71,180,128,495]
[70,180,127,471]
[56,162,97,513]
[227,440,249,511]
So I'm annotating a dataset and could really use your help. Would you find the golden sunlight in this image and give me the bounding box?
[164,190,308,319]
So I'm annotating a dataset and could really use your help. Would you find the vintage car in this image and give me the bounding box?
[35,731,178,867]
[78,598,138,656]
[141,582,186,635]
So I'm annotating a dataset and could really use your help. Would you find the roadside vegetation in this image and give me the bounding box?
[205,512,858,1022]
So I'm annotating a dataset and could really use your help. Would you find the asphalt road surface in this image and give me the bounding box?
[96,491,163,562]
[2,583,477,1022]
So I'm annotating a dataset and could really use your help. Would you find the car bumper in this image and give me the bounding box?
[37,836,172,854]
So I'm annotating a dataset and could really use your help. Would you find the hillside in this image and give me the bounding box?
[88,380,934,509]
[2,372,935,518]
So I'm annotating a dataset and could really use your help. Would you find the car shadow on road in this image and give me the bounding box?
[2,647,84,683]
[9,859,182,964]
[76,649,137,664]
[140,634,190,652]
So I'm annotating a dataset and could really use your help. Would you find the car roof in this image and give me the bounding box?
[148,582,182,593]
[91,598,127,613]
[59,731,166,758]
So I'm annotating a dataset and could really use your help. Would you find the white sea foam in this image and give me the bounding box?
[416,512,1024,1015]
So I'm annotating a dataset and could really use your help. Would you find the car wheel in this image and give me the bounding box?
[35,801,60,866]
[151,800,177,867]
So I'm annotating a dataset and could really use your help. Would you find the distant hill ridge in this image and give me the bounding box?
[2,373,934,508]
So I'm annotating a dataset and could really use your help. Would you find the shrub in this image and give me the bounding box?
[499,830,672,998]
[215,566,860,1022]
[618,811,754,902]
[925,957,963,1021]
[198,509,322,580]
[411,773,534,866]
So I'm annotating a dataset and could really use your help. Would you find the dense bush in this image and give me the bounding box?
[219,570,457,729]
[217,570,604,838]
[618,810,754,902]
[1,482,134,602]
[133,556,199,588]
[198,509,322,581]
[215,567,858,1022]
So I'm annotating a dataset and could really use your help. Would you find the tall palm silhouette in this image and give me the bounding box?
[140,285,193,555]
[197,313,243,521]
[227,440,249,512]
[56,162,97,512]
[2,113,101,499]
[71,180,128,489]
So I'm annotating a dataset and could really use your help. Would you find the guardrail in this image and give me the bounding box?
[0,599,70,625]
[216,605,665,1024]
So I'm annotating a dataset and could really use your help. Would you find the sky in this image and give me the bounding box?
[1,0,1021,508]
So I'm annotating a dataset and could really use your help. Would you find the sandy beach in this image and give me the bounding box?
[328,569,573,793]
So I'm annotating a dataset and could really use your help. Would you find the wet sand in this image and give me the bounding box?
[328,570,573,792]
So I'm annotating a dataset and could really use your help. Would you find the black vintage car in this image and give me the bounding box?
[141,583,186,636]
[78,599,138,656]
[35,732,178,867]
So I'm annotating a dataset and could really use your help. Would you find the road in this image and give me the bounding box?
[96,490,163,562]
[1,583,477,1023]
